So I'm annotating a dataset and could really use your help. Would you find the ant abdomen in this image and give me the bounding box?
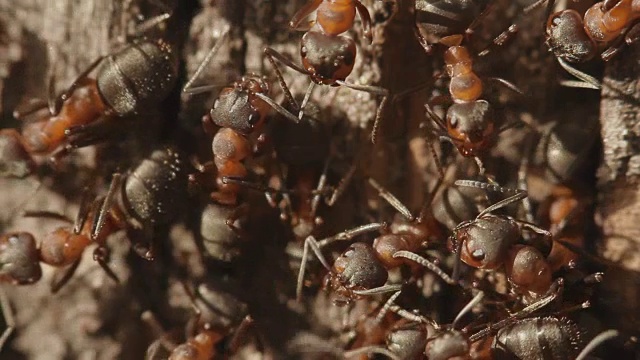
[386,321,430,360]
[0,232,42,285]
[120,146,188,227]
[492,317,581,360]
[97,40,177,115]
[301,32,357,85]
[199,203,244,262]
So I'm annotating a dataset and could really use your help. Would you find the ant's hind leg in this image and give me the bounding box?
[0,287,15,351]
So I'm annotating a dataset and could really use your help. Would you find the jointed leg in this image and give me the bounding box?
[297,235,333,301]
[183,26,230,94]
[0,287,15,351]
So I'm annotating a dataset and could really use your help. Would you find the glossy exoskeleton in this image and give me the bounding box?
[264,0,389,143]
[4,39,177,171]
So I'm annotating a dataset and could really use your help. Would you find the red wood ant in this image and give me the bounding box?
[0,145,188,294]
[4,36,177,171]
[142,282,253,359]
[546,0,640,88]
[370,287,618,360]
[264,0,389,143]
[296,178,450,304]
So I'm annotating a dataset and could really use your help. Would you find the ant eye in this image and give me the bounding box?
[450,116,458,127]
[471,249,485,261]
[248,113,259,125]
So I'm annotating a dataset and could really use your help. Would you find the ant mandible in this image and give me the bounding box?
[546,0,640,88]
[264,0,389,143]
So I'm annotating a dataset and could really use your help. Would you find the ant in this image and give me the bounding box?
[3,16,177,171]
[0,145,188,294]
[142,282,253,359]
[264,0,389,143]
[296,178,450,305]
[545,0,640,88]
[183,28,302,206]
[371,287,619,360]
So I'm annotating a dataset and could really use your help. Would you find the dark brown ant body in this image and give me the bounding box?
[546,0,640,64]
[296,179,449,305]
[0,145,188,297]
[545,0,640,88]
[371,289,618,360]
[143,281,252,360]
[2,40,176,171]
[264,0,389,143]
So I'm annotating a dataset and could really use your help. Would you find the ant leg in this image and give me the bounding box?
[452,291,485,328]
[344,346,400,360]
[263,47,309,75]
[335,80,389,145]
[51,56,105,116]
[93,246,120,284]
[253,92,300,124]
[316,222,386,247]
[424,103,448,131]
[486,77,523,95]
[477,25,518,57]
[354,1,373,43]
[556,58,601,90]
[225,203,250,239]
[12,98,48,119]
[387,304,438,327]
[50,258,82,293]
[264,49,298,110]
[297,235,333,300]
[417,176,444,222]
[140,311,178,352]
[91,173,122,241]
[22,210,72,223]
[517,221,552,241]
[413,24,433,54]
[393,251,456,285]
[474,156,488,178]
[65,116,125,149]
[310,158,332,224]
[352,284,403,296]
[368,178,414,221]
[227,315,254,353]
[73,187,95,235]
[221,177,289,197]
[324,163,356,206]
[183,26,230,94]
[298,82,315,120]
[0,287,15,351]
[576,330,620,360]
[517,134,535,223]
[289,0,322,29]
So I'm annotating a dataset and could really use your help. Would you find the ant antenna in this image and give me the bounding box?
[452,291,484,329]
[575,330,620,360]
[393,251,456,285]
[298,82,315,119]
[182,26,230,94]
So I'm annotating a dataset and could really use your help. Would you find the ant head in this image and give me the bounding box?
[446,100,495,157]
[451,216,520,270]
[328,242,388,298]
[301,32,356,85]
[210,75,270,135]
[424,329,469,360]
[0,130,35,178]
[546,10,597,63]
[387,321,431,360]
[0,232,42,285]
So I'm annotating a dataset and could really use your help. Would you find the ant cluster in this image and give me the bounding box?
[0,0,636,358]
